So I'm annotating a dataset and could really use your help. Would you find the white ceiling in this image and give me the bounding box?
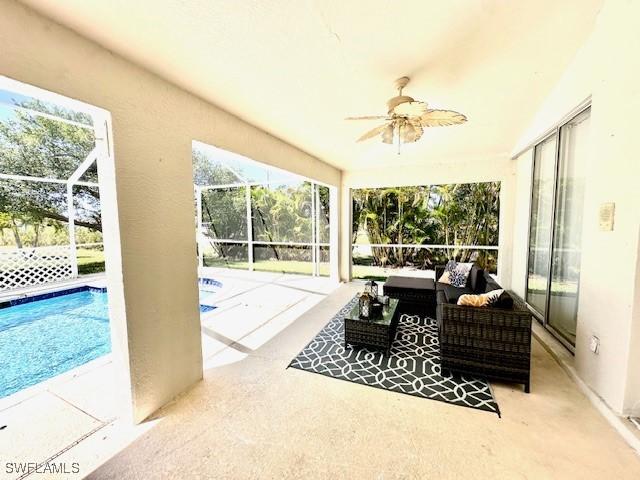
[21,0,602,171]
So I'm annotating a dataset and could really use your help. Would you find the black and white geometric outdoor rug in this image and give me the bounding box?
[289,297,500,415]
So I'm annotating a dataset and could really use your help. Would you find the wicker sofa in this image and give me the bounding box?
[435,264,532,393]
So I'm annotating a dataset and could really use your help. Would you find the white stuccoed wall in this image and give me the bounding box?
[341,155,517,287]
[511,0,640,416]
[0,0,340,423]
[338,185,353,282]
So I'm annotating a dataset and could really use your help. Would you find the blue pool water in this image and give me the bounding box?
[0,290,110,399]
[0,284,219,399]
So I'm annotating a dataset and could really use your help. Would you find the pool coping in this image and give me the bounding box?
[0,285,107,309]
[1,278,220,310]
[0,274,106,302]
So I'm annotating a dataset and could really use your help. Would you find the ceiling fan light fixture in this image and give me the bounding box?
[347,76,467,153]
[401,123,419,143]
[381,123,395,144]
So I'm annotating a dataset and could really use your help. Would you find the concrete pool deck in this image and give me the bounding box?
[0,269,339,479]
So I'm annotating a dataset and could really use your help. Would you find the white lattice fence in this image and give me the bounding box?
[0,246,75,292]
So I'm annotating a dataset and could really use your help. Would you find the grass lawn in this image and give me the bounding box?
[77,248,105,275]
[527,275,577,294]
[203,258,330,276]
[351,265,393,281]
[77,249,332,277]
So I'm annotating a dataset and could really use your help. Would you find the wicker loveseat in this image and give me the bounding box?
[435,264,532,393]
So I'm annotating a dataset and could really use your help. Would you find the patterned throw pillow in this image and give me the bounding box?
[437,260,457,285]
[484,288,504,306]
[457,289,504,307]
[438,271,452,284]
[449,262,473,288]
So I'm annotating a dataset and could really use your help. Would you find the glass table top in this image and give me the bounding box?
[347,298,399,326]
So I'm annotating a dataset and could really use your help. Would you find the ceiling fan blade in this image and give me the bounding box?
[381,123,395,144]
[357,124,389,142]
[411,120,424,141]
[393,101,428,117]
[345,115,390,121]
[419,109,467,127]
[401,122,424,143]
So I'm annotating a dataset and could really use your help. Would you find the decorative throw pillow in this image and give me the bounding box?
[437,260,458,285]
[438,271,452,284]
[445,259,457,271]
[449,262,473,288]
[484,288,504,306]
[457,293,487,307]
[457,289,505,307]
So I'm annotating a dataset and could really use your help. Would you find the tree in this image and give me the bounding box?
[192,148,238,186]
[194,144,330,266]
[0,99,101,242]
[352,182,500,272]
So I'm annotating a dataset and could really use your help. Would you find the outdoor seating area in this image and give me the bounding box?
[377,262,534,393]
[435,264,533,393]
[1,0,640,478]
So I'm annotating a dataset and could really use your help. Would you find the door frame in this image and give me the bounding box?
[524,103,592,353]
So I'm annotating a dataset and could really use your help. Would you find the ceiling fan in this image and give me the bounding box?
[346,76,467,153]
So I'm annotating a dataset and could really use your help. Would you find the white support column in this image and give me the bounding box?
[92,114,134,424]
[329,186,340,282]
[245,184,254,271]
[66,181,78,277]
[315,183,321,277]
[96,112,202,424]
[339,185,352,282]
[311,182,317,276]
[196,186,203,268]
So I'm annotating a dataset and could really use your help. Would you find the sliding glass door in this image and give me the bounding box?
[547,109,590,345]
[526,107,591,349]
[527,135,557,317]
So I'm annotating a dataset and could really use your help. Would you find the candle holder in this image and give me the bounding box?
[364,280,379,299]
[358,291,373,319]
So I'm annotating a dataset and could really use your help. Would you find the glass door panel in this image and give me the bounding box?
[527,134,557,316]
[547,108,590,345]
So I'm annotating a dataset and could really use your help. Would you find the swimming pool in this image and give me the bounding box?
[0,282,220,399]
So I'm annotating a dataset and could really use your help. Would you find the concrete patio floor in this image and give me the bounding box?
[84,282,640,480]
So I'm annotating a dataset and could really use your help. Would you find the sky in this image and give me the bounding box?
[0,90,26,121]
[0,89,92,125]
[193,140,305,186]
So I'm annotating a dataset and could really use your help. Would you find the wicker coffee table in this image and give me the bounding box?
[344,298,399,356]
